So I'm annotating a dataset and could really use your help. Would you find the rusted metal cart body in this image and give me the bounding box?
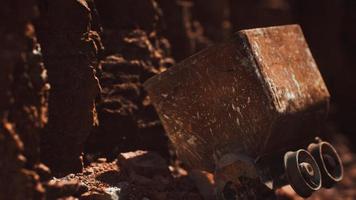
[144,25,342,198]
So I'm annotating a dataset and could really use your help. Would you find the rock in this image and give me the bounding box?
[34,163,52,181]
[85,0,174,159]
[0,121,44,199]
[130,173,155,186]
[57,197,79,200]
[0,2,45,196]
[45,179,88,199]
[81,185,130,200]
[118,150,170,178]
[103,187,121,200]
[81,191,113,200]
[7,23,49,167]
[36,0,103,176]
[97,158,107,163]
[157,0,212,61]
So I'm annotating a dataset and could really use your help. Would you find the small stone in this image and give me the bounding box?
[97,158,107,163]
[45,180,87,199]
[104,187,120,200]
[34,163,52,181]
[118,150,169,178]
[81,191,112,200]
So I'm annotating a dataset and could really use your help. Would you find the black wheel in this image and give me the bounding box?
[284,149,322,198]
[308,141,343,188]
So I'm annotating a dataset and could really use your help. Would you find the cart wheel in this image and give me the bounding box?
[284,149,322,198]
[214,153,257,200]
[308,141,343,188]
[214,166,240,200]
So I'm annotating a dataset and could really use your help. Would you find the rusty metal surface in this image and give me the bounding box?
[241,25,330,154]
[144,25,329,172]
[241,25,329,114]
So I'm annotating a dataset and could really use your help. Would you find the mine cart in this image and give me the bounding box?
[144,25,343,199]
